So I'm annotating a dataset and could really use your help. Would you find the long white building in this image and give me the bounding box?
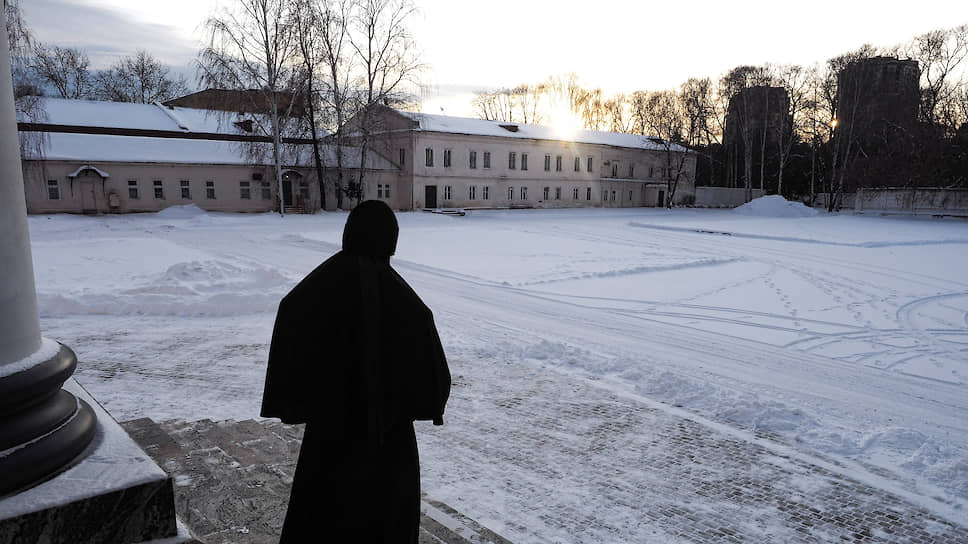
[354,105,697,210]
[19,97,695,214]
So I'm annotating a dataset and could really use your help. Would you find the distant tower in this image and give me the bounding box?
[724,85,791,194]
[835,56,920,152]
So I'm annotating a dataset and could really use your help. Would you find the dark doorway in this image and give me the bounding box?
[282,171,303,208]
[657,190,665,207]
[282,179,293,206]
[425,185,437,208]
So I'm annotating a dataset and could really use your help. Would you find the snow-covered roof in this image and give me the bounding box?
[24,132,395,170]
[19,97,236,134]
[396,111,688,152]
[19,98,393,169]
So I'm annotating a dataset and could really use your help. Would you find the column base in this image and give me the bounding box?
[0,379,193,543]
[0,343,97,496]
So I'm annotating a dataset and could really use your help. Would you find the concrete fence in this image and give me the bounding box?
[855,188,968,216]
[694,187,765,208]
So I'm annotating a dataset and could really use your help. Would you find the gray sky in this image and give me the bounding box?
[23,0,968,117]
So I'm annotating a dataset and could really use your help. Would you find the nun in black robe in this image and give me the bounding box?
[261,200,450,543]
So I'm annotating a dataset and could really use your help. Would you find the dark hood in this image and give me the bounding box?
[342,200,399,257]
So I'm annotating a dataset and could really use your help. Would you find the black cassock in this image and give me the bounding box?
[261,201,450,543]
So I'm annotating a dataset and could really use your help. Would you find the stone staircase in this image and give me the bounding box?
[121,418,512,544]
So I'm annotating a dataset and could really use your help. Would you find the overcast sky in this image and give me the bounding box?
[23,0,968,117]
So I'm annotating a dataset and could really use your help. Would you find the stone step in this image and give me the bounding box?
[1,381,198,544]
[123,418,511,544]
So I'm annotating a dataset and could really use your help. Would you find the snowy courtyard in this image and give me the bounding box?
[27,203,968,541]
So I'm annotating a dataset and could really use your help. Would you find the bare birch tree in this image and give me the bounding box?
[32,45,94,99]
[6,0,46,158]
[95,51,189,104]
[348,0,421,205]
[903,24,968,131]
[638,90,692,206]
[198,0,302,216]
[292,0,332,210]
[771,64,809,195]
[721,65,770,200]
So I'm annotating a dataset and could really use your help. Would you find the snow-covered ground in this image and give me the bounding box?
[27,203,968,539]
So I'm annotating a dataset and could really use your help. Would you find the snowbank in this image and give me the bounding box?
[733,195,819,217]
[154,204,209,219]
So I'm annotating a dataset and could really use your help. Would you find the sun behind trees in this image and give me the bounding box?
[473,22,967,201]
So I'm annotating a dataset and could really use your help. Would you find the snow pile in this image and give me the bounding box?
[154,204,209,219]
[37,260,291,317]
[733,195,819,217]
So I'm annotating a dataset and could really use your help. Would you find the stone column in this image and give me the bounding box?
[0,10,96,497]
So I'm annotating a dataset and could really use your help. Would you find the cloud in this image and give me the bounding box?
[22,0,199,68]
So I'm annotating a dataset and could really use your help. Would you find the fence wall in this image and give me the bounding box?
[694,187,766,208]
[855,188,968,215]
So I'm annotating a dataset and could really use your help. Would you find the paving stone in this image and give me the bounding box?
[122,418,511,544]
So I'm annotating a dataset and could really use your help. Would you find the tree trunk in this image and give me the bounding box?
[271,98,285,217]
[305,85,327,212]
[760,89,768,191]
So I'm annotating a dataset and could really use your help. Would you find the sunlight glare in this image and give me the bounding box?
[547,101,582,139]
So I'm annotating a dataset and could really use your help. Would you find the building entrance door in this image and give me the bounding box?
[80,180,97,213]
[657,190,665,207]
[282,179,293,206]
[425,185,437,208]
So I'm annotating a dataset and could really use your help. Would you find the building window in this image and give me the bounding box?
[555,155,562,172]
[555,187,561,200]
[469,150,477,169]
[629,190,633,201]
[206,181,216,199]
[425,147,434,167]
[260,181,270,200]
[574,156,580,172]
[611,163,618,178]
[384,183,391,199]
[521,186,528,200]
[602,190,608,201]
[127,180,139,199]
[587,157,593,172]
[483,151,491,169]
[444,148,452,167]
[508,151,516,170]
[180,180,191,199]
[399,148,406,166]
[611,190,617,201]
[240,181,251,200]
[443,185,452,200]
[482,186,490,200]
[469,185,477,200]
[153,180,164,199]
[521,153,528,170]
[47,179,60,200]
[508,186,514,200]
[586,187,591,200]
[572,187,579,199]
[377,184,384,198]
[544,154,551,171]
[629,164,635,178]
[649,166,654,178]
[543,186,550,200]
[299,180,309,200]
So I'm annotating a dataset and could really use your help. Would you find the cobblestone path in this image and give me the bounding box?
[415,358,968,544]
[121,417,512,544]
[121,361,968,544]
